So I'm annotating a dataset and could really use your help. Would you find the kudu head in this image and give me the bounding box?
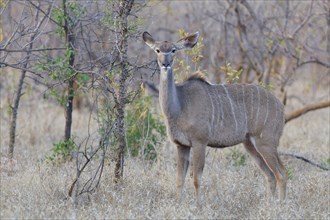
[142,32,199,71]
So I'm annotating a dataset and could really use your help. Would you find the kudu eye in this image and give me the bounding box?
[172,49,176,53]
[156,49,160,53]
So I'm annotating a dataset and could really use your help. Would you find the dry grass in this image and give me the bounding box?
[1,74,329,219]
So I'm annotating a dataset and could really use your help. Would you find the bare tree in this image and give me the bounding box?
[2,1,50,158]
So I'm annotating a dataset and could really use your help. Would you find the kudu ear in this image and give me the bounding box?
[142,32,156,49]
[175,32,199,50]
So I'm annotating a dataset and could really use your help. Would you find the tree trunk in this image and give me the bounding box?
[64,79,75,141]
[8,71,26,159]
[63,0,75,142]
[114,0,134,183]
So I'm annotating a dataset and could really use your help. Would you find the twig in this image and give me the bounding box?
[280,152,329,171]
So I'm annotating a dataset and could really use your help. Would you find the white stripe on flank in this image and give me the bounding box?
[211,87,220,129]
[211,87,219,128]
[263,91,269,126]
[255,85,260,128]
[222,85,238,132]
[216,87,224,129]
[206,89,215,132]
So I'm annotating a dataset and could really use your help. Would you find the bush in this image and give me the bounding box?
[125,94,166,161]
[46,138,76,164]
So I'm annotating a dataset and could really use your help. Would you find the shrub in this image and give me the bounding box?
[46,138,76,164]
[125,94,166,161]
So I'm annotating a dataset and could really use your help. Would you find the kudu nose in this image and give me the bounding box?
[162,63,171,69]
[158,54,173,70]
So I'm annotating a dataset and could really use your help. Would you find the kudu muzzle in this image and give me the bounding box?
[158,53,174,70]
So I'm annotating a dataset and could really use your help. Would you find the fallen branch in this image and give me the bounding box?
[279,152,329,171]
[285,100,330,124]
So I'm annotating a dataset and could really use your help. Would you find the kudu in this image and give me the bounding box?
[142,31,287,205]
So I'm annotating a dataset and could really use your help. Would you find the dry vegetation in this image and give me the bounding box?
[1,0,330,219]
[1,72,329,219]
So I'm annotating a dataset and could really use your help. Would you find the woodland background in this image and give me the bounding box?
[1,0,329,219]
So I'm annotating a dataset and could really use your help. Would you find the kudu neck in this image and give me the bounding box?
[159,67,181,118]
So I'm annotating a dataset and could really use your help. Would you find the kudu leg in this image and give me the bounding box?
[276,154,288,200]
[254,141,287,200]
[243,137,276,198]
[176,145,190,202]
[191,143,206,206]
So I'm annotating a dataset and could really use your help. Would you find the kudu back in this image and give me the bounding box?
[142,31,287,205]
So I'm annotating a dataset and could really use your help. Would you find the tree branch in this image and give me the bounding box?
[285,100,330,123]
[0,62,44,78]
[0,47,66,53]
[297,58,330,69]
[28,0,64,28]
